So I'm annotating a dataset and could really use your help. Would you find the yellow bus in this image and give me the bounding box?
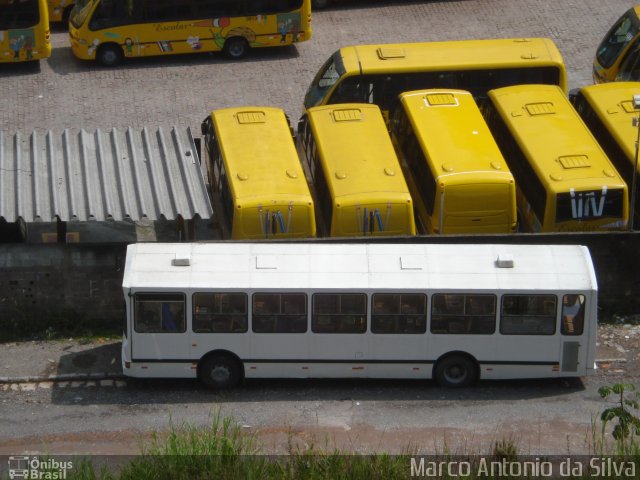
[570,82,640,229]
[303,38,568,118]
[69,0,312,66]
[389,89,517,235]
[593,5,640,83]
[201,107,316,240]
[1,0,51,63]
[297,103,416,237]
[484,84,629,233]
[47,0,75,24]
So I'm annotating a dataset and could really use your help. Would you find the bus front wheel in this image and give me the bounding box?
[96,44,123,67]
[199,354,241,389]
[434,355,478,388]
[223,37,249,60]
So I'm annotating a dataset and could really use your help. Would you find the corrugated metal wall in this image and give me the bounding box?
[0,127,213,223]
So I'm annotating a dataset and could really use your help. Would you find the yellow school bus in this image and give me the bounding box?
[1,0,51,63]
[570,82,640,228]
[303,38,567,119]
[390,89,517,235]
[201,107,316,240]
[69,0,312,66]
[297,103,416,237]
[484,84,629,232]
[593,5,640,83]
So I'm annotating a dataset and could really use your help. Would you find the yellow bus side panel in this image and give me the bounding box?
[72,13,306,60]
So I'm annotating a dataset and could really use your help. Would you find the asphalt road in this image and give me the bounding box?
[0,323,638,457]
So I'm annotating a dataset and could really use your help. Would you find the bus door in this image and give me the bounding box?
[559,294,587,374]
[498,294,561,378]
[131,293,191,370]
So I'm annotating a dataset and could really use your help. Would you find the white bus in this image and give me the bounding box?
[121,242,597,388]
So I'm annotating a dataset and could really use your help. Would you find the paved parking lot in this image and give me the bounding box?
[0,0,636,135]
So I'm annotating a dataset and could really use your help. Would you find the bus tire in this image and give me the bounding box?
[434,354,477,388]
[96,44,123,67]
[199,354,241,389]
[223,37,249,60]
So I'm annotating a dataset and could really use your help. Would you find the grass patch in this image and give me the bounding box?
[51,408,640,480]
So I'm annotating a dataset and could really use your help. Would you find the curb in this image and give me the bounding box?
[0,372,125,384]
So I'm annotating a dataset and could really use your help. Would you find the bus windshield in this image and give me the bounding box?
[304,52,346,109]
[596,8,640,69]
[555,188,626,223]
[0,0,40,30]
[69,0,94,28]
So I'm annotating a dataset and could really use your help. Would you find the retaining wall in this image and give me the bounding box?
[0,233,638,331]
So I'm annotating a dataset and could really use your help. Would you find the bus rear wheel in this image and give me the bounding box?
[223,37,249,60]
[96,44,123,67]
[434,355,477,388]
[199,354,241,389]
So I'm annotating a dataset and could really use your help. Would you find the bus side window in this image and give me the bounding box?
[134,293,186,333]
[252,293,307,333]
[330,77,367,104]
[312,293,366,334]
[197,0,242,17]
[616,42,640,81]
[500,294,556,335]
[371,293,427,334]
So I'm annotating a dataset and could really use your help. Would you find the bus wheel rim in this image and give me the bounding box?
[444,365,466,384]
[210,365,230,383]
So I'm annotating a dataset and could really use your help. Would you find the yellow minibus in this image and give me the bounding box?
[303,38,567,119]
[69,0,312,66]
[201,107,316,240]
[297,103,416,237]
[593,5,640,83]
[1,0,51,63]
[484,84,629,232]
[390,89,517,234]
[570,82,640,229]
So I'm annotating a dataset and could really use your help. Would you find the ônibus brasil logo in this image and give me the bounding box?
[8,456,73,479]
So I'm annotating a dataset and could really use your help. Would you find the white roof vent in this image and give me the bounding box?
[400,255,423,270]
[496,253,514,268]
[172,254,191,267]
[256,255,278,270]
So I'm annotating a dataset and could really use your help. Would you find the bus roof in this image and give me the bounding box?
[340,38,566,87]
[577,82,640,169]
[210,107,312,205]
[123,242,596,293]
[305,103,412,203]
[487,84,627,193]
[399,89,514,184]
